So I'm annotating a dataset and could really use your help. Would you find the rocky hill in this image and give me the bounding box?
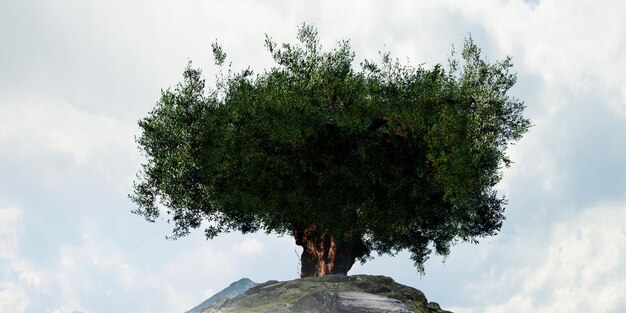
[186,278,259,313]
[195,275,452,313]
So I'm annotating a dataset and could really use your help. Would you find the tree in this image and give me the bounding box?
[131,24,530,278]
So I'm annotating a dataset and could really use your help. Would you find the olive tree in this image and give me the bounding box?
[131,25,530,277]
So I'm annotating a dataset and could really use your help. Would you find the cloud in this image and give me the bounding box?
[0,210,297,313]
[0,204,84,312]
[0,208,186,313]
[462,202,626,313]
[439,3,626,311]
[238,237,263,255]
[0,93,136,165]
[452,0,626,222]
[0,207,21,259]
[36,222,204,313]
[0,207,28,313]
[0,282,28,313]
[0,91,143,244]
[449,0,626,114]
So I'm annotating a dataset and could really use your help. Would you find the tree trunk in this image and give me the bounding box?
[293,225,364,278]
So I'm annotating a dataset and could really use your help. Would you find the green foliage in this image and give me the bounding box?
[131,24,530,272]
[211,41,227,66]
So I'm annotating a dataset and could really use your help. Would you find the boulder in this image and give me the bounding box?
[198,275,452,313]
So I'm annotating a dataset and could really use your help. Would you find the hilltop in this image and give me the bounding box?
[191,275,452,313]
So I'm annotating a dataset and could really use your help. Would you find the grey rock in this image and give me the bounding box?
[195,275,451,313]
[335,291,412,312]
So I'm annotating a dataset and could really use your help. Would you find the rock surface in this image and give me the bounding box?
[197,275,452,313]
[334,291,412,312]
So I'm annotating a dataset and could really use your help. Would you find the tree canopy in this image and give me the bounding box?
[131,24,530,276]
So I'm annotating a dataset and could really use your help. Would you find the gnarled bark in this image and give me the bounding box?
[294,225,366,278]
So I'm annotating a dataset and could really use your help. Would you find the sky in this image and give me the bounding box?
[1,0,625,312]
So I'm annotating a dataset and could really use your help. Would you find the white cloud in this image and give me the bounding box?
[467,202,626,313]
[0,206,32,313]
[448,0,626,116]
[238,237,263,255]
[0,91,141,204]
[0,93,136,165]
[0,207,34,290]
[0,207,21,259]
[17,272,41,291]
[0,209,291,313]
[0,209,188,313]
[0,282,28,313]
[43,222,207,313]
